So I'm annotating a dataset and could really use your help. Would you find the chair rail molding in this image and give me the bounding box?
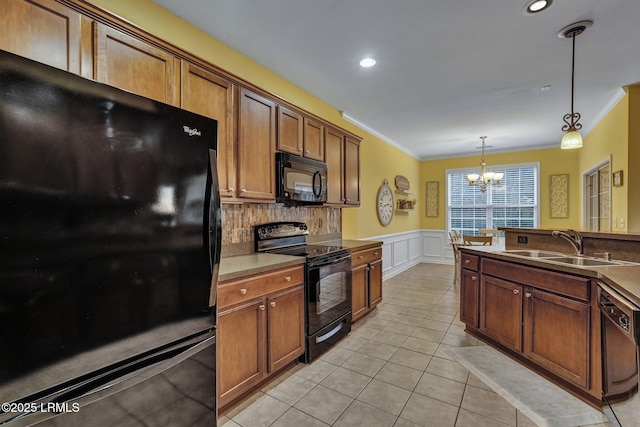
[360,229,452,280]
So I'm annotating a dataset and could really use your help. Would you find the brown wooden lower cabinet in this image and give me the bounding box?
[351,246,382,322]
[217,266,305,409]
[460,267,480,327]
[460,250,601,406]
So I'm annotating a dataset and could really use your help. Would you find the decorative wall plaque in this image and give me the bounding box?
[550,174,569,218]
[426,181,439,217]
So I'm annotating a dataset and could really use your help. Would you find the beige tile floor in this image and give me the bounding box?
[219,263,634,427]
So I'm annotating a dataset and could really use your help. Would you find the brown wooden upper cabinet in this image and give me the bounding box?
[325,127,345,205]
[0,0,90,76]
[325,128,360,206]
[302,117,324,161]
[237,88,276,201]
[181,61,237,199]
[276,108,324,162]
[344,136,361,206]
[94,23,178,105]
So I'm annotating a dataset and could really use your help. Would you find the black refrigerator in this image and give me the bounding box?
[0,49,221,426]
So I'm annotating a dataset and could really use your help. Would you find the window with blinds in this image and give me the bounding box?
[447,162,539,236]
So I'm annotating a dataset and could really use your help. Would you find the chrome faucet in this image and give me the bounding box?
[551,229,584,255]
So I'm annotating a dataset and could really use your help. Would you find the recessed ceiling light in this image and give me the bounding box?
[359,57,376,68]
[523,0,553,15]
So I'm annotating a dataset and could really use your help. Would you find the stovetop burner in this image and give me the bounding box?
[254,222,349,261]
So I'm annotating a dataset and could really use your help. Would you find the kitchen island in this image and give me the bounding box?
[458,242,640,409]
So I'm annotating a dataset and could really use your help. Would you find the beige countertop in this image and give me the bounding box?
[218,253,305,282]
[218,239,382,282]
[460,246,640,307]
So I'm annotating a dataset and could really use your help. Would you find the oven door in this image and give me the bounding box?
[306,254,352,335]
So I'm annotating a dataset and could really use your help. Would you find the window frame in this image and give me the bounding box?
[445,161,540,236]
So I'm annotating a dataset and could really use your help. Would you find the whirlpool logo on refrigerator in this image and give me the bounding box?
[183,126,202,137]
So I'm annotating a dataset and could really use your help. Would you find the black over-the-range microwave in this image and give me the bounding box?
[276,152,327,205]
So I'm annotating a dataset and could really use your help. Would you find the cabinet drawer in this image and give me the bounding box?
[482,258,589,301]
[219,266,304,309]
[461,253,480,271]
[351,247,382,267]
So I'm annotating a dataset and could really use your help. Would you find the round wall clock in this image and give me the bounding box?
[376,179,394,226]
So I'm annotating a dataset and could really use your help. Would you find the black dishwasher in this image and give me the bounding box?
[598,282,639,402]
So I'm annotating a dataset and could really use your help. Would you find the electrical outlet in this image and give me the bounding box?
[621,218,625,228]
[517,236,528,244]
[613,218,617,228]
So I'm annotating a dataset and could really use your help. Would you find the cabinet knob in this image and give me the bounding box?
[525,292,532,298]
[374,252,379,256]
[228,187,235,194]
[241,188,247,193]
[370,265,375,270]
[285,276,291,282]
[471,276,477,281]
[513,289,519,295]
[259,304,265,311]
[240,288,247,295]
[270,301,276,307]
[464,259,470,264]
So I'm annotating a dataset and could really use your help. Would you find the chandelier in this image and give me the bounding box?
[466,136,503,192]
[558,20,592,149]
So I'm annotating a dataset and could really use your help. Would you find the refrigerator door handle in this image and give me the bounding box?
[2,334,215,426]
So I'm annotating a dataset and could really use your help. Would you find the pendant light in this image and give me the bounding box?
[558,20,592,149]
[466,136,503,192]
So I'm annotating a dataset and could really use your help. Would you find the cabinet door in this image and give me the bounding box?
[267,285,305,373]
[277,106,303,155]
[181,62,237,198]
[344,136,360,206]
[303,118,324,161]
[523,288,590,388]
[460,269,480,327]
[0,0,87,75]
[95,23,178,105]
[369,258,383,308]
[217,299,267,407]
[237,88,276,200]
[351,263,368,322]
[480,275,523,351]
[325,127,345,205]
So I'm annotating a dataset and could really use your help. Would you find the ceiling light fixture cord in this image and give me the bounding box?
[562,31,582,134]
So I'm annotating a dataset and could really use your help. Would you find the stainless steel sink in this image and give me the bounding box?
[544,256,623,267]
[500,250,637,267]
[500,250,564,258]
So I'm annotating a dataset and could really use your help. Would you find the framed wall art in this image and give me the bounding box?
[426,181,439,217]
[550,174,569,218]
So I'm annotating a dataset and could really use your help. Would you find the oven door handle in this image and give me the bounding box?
[308,254,351,268]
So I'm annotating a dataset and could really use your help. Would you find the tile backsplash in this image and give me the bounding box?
[221,203,341,246]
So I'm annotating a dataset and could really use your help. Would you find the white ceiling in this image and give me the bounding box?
[153,0,640,160]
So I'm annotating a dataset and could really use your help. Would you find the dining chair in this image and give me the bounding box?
[463,235,493,245]
[478,228,500,243]
[449,230,463,284]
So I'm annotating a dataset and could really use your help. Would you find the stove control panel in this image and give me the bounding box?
[255,222,309,241]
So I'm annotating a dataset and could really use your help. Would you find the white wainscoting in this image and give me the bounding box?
[360,229,454,280]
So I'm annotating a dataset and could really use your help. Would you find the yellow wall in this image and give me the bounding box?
[87,0,632,239]
[420,148,581,230]
[342,142,421,239]
[580,91,629,231]
[628,86,640,231]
